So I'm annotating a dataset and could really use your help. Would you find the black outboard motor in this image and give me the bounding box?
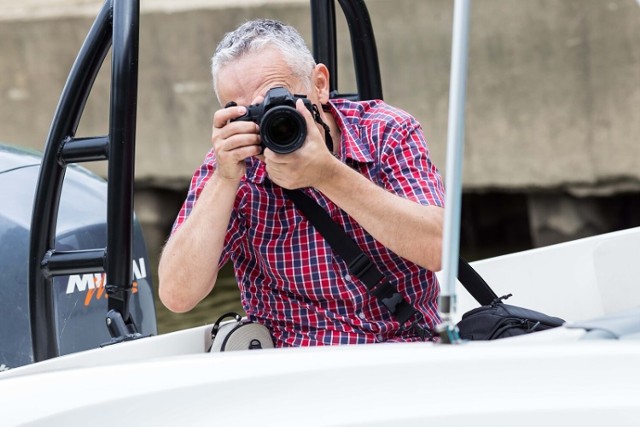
[0,143,157,370]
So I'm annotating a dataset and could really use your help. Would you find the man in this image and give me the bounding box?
[159,19,445,346]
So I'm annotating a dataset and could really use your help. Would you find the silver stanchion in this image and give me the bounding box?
[437,0,471,344]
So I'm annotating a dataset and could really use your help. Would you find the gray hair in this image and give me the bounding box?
[211,19,316,98]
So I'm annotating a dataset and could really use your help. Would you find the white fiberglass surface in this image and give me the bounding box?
[449,227,640,322]
[1,339,640,427]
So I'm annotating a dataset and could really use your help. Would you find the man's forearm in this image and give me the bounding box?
[158,172,239,312]
[315,160,443,271]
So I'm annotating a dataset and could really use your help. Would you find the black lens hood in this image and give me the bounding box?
[261,106,307,154]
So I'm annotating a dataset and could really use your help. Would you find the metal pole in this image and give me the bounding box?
[437,0,471,343]
[28,1,112,362]
[106,0,139,330]
[337,0,383,100]
[310,0,338,93]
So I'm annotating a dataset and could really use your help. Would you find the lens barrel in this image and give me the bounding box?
[260,106,307,154]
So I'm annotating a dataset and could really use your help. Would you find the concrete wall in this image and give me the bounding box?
[2,0,639,193]
[465,0,640,194]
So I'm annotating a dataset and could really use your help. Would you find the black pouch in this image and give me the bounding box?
[456,295,565,340]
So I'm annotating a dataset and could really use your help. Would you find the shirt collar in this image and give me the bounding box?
[327,100,375,164]
[245,99,374,184]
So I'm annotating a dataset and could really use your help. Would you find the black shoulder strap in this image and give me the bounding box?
[285,189,499,315]
[457,256,498,305]
[284,189,418,324]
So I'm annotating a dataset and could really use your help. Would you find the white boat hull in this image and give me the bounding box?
[1,329,639,426]
[2,228,639,426]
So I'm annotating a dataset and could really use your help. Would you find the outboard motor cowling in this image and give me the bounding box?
[0,143,157,370]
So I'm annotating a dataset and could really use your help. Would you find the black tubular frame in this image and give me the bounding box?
[310,0,383,101]
[28,0,140,362]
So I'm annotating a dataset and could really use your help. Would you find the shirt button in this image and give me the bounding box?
[376,334,384,342]
[357,312,366,320]
[344,274,351,282]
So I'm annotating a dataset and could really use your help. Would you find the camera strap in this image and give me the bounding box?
[312,104,334,153]
[284,189,501,340]
[284,188,430,338]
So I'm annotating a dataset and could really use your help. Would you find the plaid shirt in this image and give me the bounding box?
[173,98,445,346]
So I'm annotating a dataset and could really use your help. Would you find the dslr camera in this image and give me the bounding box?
[230,87,314,154]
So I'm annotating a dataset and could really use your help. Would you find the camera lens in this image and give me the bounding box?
[268,116,297,145]
[261,107,306,154]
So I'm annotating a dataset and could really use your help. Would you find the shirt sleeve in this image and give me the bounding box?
[170,148,244,269]
[171,149,216,234]
[378,117,445,208]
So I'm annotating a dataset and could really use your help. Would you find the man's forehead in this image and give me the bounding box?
[216,49,299,105]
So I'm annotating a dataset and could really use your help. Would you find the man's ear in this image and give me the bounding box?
[313,64,331,104]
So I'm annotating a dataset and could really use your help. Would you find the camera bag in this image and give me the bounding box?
[454,257,565,340]
[456,296,566,340]
[285,189,565,341]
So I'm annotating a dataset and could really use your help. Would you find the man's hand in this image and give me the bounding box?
[263,99,336,189]
[211,105,262,181]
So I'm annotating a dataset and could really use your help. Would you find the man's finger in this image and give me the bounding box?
[213,106,247,129]
[213,120,259,140]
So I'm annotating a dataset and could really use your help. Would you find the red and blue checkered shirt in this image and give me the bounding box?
[173,98,445,346]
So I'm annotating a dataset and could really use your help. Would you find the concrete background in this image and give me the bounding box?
[2,0,639,191]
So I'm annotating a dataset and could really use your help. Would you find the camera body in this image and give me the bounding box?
[231,87,314,154]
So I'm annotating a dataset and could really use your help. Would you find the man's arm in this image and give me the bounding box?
[158,173,238,313]
[264,100,444,271]
[158,106,261,313]
[277,153,444,271]
[315,161,443,271]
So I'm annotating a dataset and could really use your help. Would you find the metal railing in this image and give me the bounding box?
[310,0,383,101]
[28,0,140,362]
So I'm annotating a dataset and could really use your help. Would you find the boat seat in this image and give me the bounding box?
[566,307,640,340]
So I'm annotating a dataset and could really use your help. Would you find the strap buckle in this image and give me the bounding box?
[348,253,388,294]
[348,253,374,278]
[399,310,435,341]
